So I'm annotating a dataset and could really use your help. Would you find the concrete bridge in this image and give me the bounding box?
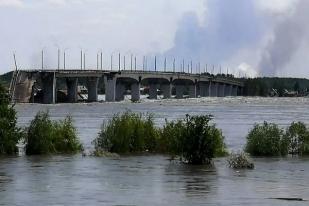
[9,69,244,104]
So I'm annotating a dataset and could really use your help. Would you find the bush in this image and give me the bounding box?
[285,122,309,155]
[0,83,22,155]
[24,111,82,155]
[228,152,254,169]
[161,114,227,165]
[245,122,288,156]
[93,111,160,154]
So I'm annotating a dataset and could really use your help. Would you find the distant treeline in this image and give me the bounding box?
[241,77,309,97]
[0,71,12,88]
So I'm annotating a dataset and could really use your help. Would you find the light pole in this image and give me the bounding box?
[80,49,83,70]
[57,48,60,70]
[118,53,121,72]
[154,56,157,72]
[63,48,68,70]
[41,49,44,70]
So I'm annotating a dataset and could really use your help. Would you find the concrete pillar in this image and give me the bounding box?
[225,84,233,97]
[199,82,208,97]
[87,77,99,102]
[161,84,172,99]
[149,84,158,99]
[218,83,225,97]
[66,77,78,103]
[42,73,56,104]
[175,85,185,99]
[238,87,243,96]
[232,86,238,96]
[104,75,116,102]
[210,82,218,97]
[131,82,140,102]
[189,84,197,98]
[116,83,126,101]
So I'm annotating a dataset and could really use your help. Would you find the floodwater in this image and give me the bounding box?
[1,97,309,205]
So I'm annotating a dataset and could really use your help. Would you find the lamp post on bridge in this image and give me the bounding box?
[154,56,157,72]
[63,48,68,70]
[41,49,44,71]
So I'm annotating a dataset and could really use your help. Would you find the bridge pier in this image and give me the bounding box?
[87,77,99,102]
[104,75,116,102]
[175,85,185,99]
[131,82,140,102]
[225,84,233,97]
[66,77,78,103]
[149,84,158,99]
[210,82,218,97]
[218,83,225,97]
[232,85,238,96]
[189,84,197,98]
[238,86,243,96]
[161,84,172,99]
[199,82,209,97]
[116,83,126,101]
[42,73,56,104]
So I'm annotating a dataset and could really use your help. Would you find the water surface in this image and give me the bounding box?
[1,97,309,205]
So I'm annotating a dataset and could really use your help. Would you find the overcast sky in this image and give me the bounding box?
[0,0,308,77]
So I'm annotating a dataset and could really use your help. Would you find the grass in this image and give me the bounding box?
[285,122,309,155]
[93,111,160,154]
[228,152,254,169]
[161,114,228,165]
[0,83,22,155]
[24,111,83,155]
[245,122,288,156]
[94,112,227,165]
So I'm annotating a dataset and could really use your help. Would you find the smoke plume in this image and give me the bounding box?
[258,0,309,76]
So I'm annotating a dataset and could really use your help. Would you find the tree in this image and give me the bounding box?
[0,83,22,155]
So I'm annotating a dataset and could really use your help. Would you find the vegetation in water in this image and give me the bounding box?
[0,83,22,155]
[245,122,288,156]
[93,111,160,154]
[227,152,254,169]
[284,122,309,155]
[24,111,83,155]
[160,114,228,165]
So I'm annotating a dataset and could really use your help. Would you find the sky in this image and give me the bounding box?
[0,0,308,78]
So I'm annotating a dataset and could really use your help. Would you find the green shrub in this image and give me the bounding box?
[161,114,227,165]
[245,122,288,156]
[24,111,82,155]
[227,152,254,169]
[0,83,22,155]
[93,111,160,154]
[285,122,309,155]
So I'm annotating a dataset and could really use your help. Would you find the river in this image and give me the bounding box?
[1,97,309,205]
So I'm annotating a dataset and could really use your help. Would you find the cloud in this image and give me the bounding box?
[0,0,23,7]
[0,0,204,72]
[163,0,264,75]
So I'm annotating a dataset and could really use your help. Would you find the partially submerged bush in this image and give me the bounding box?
[0,83,22,155]
[228,152,254,169]
[24,111,82,155]
[245,122,288,156]
[161,114,227,165]
[285,122,309,155]
[93,111,160,154]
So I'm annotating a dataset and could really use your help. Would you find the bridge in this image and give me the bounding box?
[9,69,244,104]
